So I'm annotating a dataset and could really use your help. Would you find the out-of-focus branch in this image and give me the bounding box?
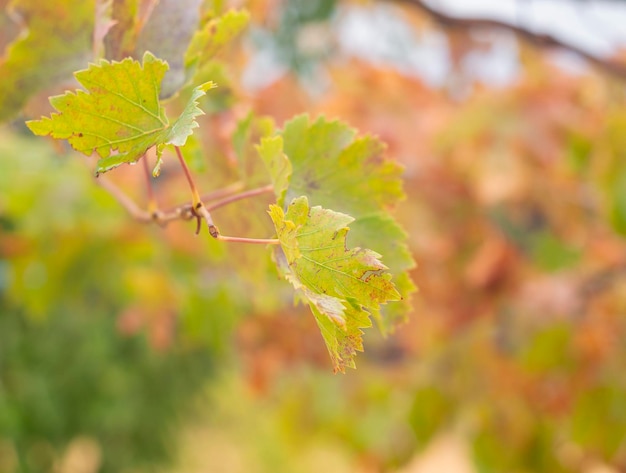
[391,0,626,80]
[206,184,274,212]
[577,261,626,315]
[96,176,279,244]
[96,176,195,225]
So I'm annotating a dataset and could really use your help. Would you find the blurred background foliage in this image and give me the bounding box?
[2,0,626,472]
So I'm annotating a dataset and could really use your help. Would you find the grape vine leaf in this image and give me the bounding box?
[185,9,250,71]
[269,196,400,372]
[261,115,416,334]
[231,111,275,185]
[0,0,94,121]
[26,52,215,175]
[258,136,291,206]
[104,6,249,98]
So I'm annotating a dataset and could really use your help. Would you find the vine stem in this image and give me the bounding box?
[160,181,244,214]
[175,146,202,206]
[201,181,245,203]
[206,184,274,211]
[96,176,149,221]
[97,152,279,245]
[142,154,158,215]
[194,204,219,238]
[175,145,219,238]
[216,235,280,245]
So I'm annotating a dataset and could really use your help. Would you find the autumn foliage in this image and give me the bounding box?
[1,1,626,472]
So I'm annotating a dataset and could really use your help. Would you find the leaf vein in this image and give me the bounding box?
[80,77,165,124]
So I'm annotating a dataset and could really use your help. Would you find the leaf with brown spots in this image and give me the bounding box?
[269,196,399,372]
[263,115,416,334]
[26,52,215,174]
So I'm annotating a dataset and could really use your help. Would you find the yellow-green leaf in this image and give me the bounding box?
[185,9,250,70]
[269,196,400,372]
[273,243,372,373]
[267,115,416,333]
[257,135,292,208]
[270,196,400,309]
[26,52,215,174]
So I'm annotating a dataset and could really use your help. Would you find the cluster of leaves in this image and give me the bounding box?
[0,0,415,468]
[245,30,626,471]
[261,115,415,370]
[6,1,626,473]
[20,4,414,372]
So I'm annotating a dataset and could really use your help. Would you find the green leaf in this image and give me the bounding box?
[310,299,372,373]
[608,166,626,235]
[282,116,404,213]
[266,115,416,334]
[167,79,215,146]
[270,196,400,309]
[273,239,371,374]
[232,110,255,161]
[570,385,626,458]
[257,136,291,207]
[0,0,95,121]
[185,9,250,72]
[105,7,249,98]
[26,52,215,174]
[232,111,275,185]
[529,232,581,272]
[269,196,399,372]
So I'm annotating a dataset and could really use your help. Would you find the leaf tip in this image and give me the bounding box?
[200,81,218,92]
[25,119,47,136]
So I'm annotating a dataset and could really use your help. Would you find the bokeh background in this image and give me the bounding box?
[2,0,626,472]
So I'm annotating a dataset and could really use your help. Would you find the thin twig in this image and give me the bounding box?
[216,235,280,245]
[201,181,245,203]
[96,177,152,222]
[206,184,274,211]
[194,203,219,238]
[161,181,246,215]
[175,146,202,205]
[96,176,195,225]
[174,145,220,237]
[142,154,158,215]
[96,152,277,242]
[392,0,626,80]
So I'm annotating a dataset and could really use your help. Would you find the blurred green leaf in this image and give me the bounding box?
[408,387,452,446]
[185,9,250,78]
[529,232,581,272]
[0,0,94,121]
[519,324,575,374]
[570,385,626,460]
[608,166,626,235]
